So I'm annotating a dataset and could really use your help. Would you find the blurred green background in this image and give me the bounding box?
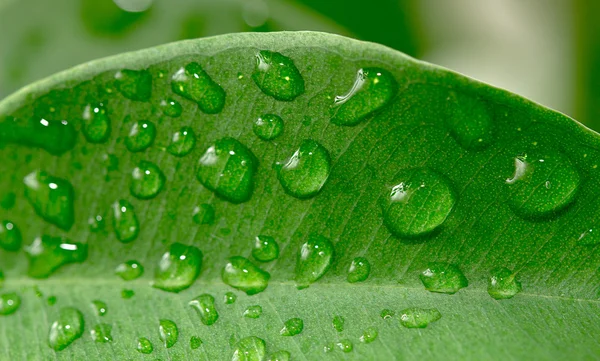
[0,0,595,129]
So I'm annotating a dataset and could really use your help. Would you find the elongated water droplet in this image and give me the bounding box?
[336,339,353,353]
[0,221,22,251]
[381,309,395,319]
[112,199,139,243]
[399,307,441,328]
[189,294,219,325]
[197,137,258,204]
[125,119,156,152]
[232,336,265,361]
[331,67,397,126]
[243,305,263,319]
[121,289,135,299]
[360,327,378,343]
[190,336,203,350]
[171,62,226,114]
[347,257,370,283]
[160,98,183,118]
[252,50,304,101]
[48,307,84,351]
[91,323,112,343]
[130,160,165,199]
[82,102,111,143]
[153,243,203,293]
[382,168,456,238]
[92,300,107,316]
[25,235,87,278]
[253,114,284,140]
[276,139,331,199]
[0,292,21,315]
[252,235,279,262]
[0,116,76,155]
[280,318,303,336]
[222,256,270,295]
[420,263,468,294]
[295,234,334,289]
[167,126,196,156]
[193,203,215,225]
[332,315,344,332]
[136,337,153,354]
[267,350,291,361]
[24,170,75,231]
[224,292,237,304]
[159,319,178,348]
[488,267,522,300]
[115,260,144,280]
[115,69,152,101]
[446,92,493,150]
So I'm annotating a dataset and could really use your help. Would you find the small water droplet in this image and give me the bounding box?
[222,256,270,295]
[88,214,105,233]
[420,263,468,294]
[171,62,225,114]
[48,307,84,351]
[91,323,113,343]
[332,315,344,332]
[115,69,152,101]
[252,50,304,101]
[121,289,135,299]
[276,139,331,199]
[24,170,75,231]
[280,318,303,336]
[92,300,108,316]
[189,294,219,326]
[159,319,178,348]
[167,126,196,156]
[190,335,203,350]
[130,160,165,199]
[112,199,139,243]
[0,116,76,155]
[47,296,57,306]
[232,336,266,361]
[153,243,203,293]
[25,235,87,278]
[336,339,353,353]
[445,92,493,150]
[380,309,395,319]
[192,204,215,225]
[82,102,111,143]
[399,307,442,328]
[243,305,263,319]
[267,350,291,361]
[0,221,22,251]
[252,235,279,262]
[0,292,21,315]
[160,98,183,117]
[347,257,370,283]
[488,267,522,300]
[136,337,153,354]
[125,119,156,152]
[115,260,144,280]
[253,114,284,140]
[359,327,378,343]
[224,292,237,304]
[295,234,334,289]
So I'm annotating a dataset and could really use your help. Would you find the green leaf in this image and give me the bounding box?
[1,32,600,360]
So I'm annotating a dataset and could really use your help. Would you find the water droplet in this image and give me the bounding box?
[0,192,16,210]
[0,292,21,315]
[331,67,397,126]
[25,235,87,278]
[505,148,580,219]
[91,323,113,343]
[253,114,284,140]
[88,215,105,232]
[276,139,331,199]
[420,263,468,294]
[252,235,279,262]
[192,204,215,225]
[267,350,291,361]
[382,168,456,238]
[92,300,107,316]
[171,62,226,114]
[197,137,258,204]
[0,221,22,251]
[332,315,344,332]
[295,234,334,289]
[24,170,75,231]
[47,296,57,306]
[136,337,153,354]
[280,318,303,336]
[0,116,77,155]
[190,335,203,350]
[222,256,270,295]
[48,307,84,351]
[167,126,196,157]
[121,289,135,299]
[130,160,165,199]
[115,260,144,280]
[380,309,395,319]
[153,243,203,293]
[243,305,263,319]
[359,327,378,343]
[232,336,266,361]
[125,119,156,152]
[347,257,370,283]
[224,292,237,304]
[82,102,111,143]
[252,50,304,101]
[189,294,219,325]
[160,98,183,118]
[115,69,152,101]
[488,267,522,300]
[112,199,139,243]
[336,339,353,353]
[446,92,493,150]
[399,307,442,328]
[159,319,178,348]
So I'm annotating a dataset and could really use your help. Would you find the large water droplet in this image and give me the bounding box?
[243,305,263,319]
[190,335,203,349]
[332,315,344,332]
[25,235,87,278]
[153,243,203,293]
[382,168,456,238]
[197,137,258,204]
[0,292,21,315]
[136,337,153,354]
[192,203,215,225]
[112,199,139,243]
[0,116,76,155]
[280,318,303,336]
[232,336,266,361]
[91,323,112,343]
[336,339,353,353]
[130,160,165,199]
[399,307,442,328]
[159,319,178,348]
[160,98,183,118]
[0,221,22,251]
[359,327,378,343]
[252,235,279,262]
[24,170,75,231]
[488,267,522,300]
[295,234,334,289]
[446,92,493,150]
[167,126,195,157]
[189,294,219,326]
[125,119,156,152]
[82,102,111,143]
[48,307,84,351]
[222,256,270,295]
[253,114,284,141]
[252,50,304,101]
[267,350,291,361]
[115,69,152,101]
[91,300,107,316]
[115,260,144,280]
[276,139,331,199]
[331,67,397,126]
[420,263,468,294]
[347,257,370,283]
[171,62,226,114]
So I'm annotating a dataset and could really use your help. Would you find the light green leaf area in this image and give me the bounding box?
[1,32,600,360]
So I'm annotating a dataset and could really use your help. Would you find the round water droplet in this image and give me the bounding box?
[332,315,344,332]
[399,307,442,328]
[24,170,75,231]
[252,50,304,101]
[160,98,183,118]
[0,221,22,251]
[153,243,203,293]
[48,307,84,351]
[0,292,21,315]
[331,67,397,126]
[88,214,105,232]
[167,126,196,157]
[252,235,279,262]
[115,260,144,280]
[125,119,156,152]
[92,300,108,316]
[224,292,237,304]
[136,337,153,354]
[382,168,456,238]
[232,336,265,361]
[221,256,270,295]
[197,137,258,204]
[25,235,87,278]
[445,92,493,150]
[347,257,370,283]
[243,305,263,319]
[267,350,291,361]
[189,294,219,326]
[488,267,522,300]
[130,160,165,199]
[121,289,135,299]
[91,323,112,343]
[295,234,334,289]
[380,309,395,319]
[82,102,111,143]
[159,319,178,348]
[115,69,152,101]
[360,327,378,343]
[336,339,353,353]
[192,204,215,225]
[0,116,76,155]
[276,139,331,199]
[171,62,226,114]
[253,114,284,140]
[190,335,203,350]
[420,262,468,294]
[280,318,303,336]
[112,199,139,243]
